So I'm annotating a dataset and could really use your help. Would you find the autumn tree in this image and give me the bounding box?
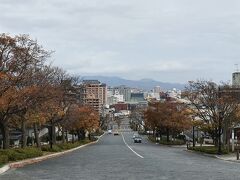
[144,101,191,142]
[65,106,99,142]
[130,108,145,131]
[0,34,50,149]
[185,80,240,153]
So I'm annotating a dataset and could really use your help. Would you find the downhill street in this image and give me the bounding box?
[1,120,240,179]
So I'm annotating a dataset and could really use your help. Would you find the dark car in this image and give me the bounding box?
[113,131,119,136]
[134,136,142,143]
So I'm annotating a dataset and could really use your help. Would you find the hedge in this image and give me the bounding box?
[0,147,43,161]
[0,139,93,166]
[188,146,228,154]
[148,136,185,145]
[41,140,91,152]
[0,155,8,166]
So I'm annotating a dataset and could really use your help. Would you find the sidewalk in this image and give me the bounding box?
[215,153,240,162]
[186,148,240,163]
[0,133,104,175]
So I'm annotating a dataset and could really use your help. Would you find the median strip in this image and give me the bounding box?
[121,133,144,159]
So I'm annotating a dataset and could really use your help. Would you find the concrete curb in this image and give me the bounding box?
[0,165,10,174]
[214,155,240,163]
[0,133,105,174]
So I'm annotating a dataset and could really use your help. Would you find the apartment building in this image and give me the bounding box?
[80,80,107,113]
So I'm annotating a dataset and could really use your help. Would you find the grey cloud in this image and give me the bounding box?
[0,0,240,83]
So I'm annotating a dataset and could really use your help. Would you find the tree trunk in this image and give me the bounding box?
[62,126,65,143]
[65,130,68,143]
[166,128,170,142]
[1,122,10,149]
[21,119,27,148]
[214,128,218,147]
[52,125,56,145]
[80,128,85,140]
[88,132,91,140]
[223,119,228,149]
[218,120,222,154]
[77,130,81,141]
[72,130,74,144]
[226,129,230,153]
[34,123,40,148]
[48,126,52,149]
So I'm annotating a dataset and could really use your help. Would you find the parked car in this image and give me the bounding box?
[107,130,112,134]
[134,136,142,143]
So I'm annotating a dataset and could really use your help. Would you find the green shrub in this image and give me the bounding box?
[159,139,185,145]
[148,136,185,145]
[41,145,62,152]
[56,140,90,150]
[0,148,43,161]
[188,146,228,154]
[0,155,8,165]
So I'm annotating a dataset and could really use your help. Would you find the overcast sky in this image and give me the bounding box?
[1,0,240,83]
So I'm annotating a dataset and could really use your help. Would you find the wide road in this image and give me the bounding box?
[2,131,240,179]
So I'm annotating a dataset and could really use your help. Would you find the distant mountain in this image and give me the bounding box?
[82,76,186,91]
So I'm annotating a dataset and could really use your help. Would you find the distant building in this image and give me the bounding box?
[232,72,240,87]
[166,88,181,100]
[107,96,118,105]
[113,85,131,102]
[146,92,160,100]
[110,102,128,112]
[130,93,145,102]
[79,80,107,113]
[153,86,161,93]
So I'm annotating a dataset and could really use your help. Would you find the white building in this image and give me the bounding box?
[167,88,181,99]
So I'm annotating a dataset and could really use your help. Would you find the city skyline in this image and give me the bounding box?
[1,0,240,83]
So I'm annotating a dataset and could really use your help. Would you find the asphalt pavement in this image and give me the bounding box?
[2,121,240,179]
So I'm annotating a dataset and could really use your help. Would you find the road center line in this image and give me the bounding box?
[121,133,144,159]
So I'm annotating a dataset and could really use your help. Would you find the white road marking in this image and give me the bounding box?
[121,133,144,159]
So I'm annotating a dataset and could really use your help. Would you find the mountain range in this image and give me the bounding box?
[82,76,186,91]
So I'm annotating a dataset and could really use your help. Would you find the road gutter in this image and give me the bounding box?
[0,133,105,175]
[121,133,144,159]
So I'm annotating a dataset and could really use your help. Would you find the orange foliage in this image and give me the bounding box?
[144,102,192,134]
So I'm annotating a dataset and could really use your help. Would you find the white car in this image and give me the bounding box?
[132,133,138,139]
[107,130,112,134]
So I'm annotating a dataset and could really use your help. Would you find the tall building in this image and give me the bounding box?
[80,80,107,113]
[112,85,131,102]
[153,86,161,93]
[232,72,240,87]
